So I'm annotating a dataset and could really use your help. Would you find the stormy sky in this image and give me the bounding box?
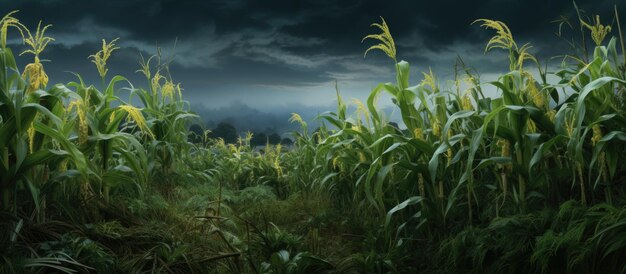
[2,0,624,132]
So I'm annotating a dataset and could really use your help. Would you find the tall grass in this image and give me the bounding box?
[1,5,626,273]
[283,10,626,272]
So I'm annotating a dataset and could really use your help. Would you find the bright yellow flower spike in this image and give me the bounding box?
[22,61,48,93]
[591,125,603,146]
[0,10,26,49]
[474,19,537,70]
[136,54,154,79]
[516,44,538,70]
[68,100,88,145]
[151,71,164,95]
[363,17,396,61]
[565,115,575,137]
[289,113,306,128]
[432,121,441,137]
[473,19,516,52]
[162,80,175,101]
[28,116,37,153]
[421,68,437,92]
[89,38,120,79]
[19,21,54,93]
[118,105,155,139]
[523,73,546,109]
[497,139,512,171]
[581,15,612,46]
[20,21,54,58]
[527,119,537,133]
[352,99,371,127]
[461,91,473,111]
[413,128,423,140]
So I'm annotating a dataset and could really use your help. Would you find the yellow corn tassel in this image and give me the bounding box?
[275,144,282,155]
[109,110,116,124]
[1,11,26,49]
[274,157,282,177]
[162,80,175,101]
[527,79,546,109]
[353,99,371,126]
[497,138,511,171]
[289,113,305,126]
[89,38,119,79]
[216,138,225,148]
[527,119,537,133]
[363,17,396,61]
[565,116,575,137]
[581,15,611,46]
[151,71,164,95]
[547,109,556,123]
[228,144,237,154]
[461,91,473,111]
[591,124,602,146]
[498,139,511,157]
[67,100,87,145]
[20,20,53,93]
[27,122,36,153]
[413,128,423,140]
[421,68,437,92]
[473,19,516,51]
[74,100,89,145]
[22,59,48,93]
[432,121,441,137]
[118,105,155,139]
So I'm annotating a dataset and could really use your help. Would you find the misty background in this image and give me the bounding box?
[2,0,624,138]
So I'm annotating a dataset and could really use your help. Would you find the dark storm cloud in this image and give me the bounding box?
[2,0,625,130]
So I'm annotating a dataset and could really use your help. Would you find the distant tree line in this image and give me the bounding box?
[188,121,403,146]
[188,121,293,146]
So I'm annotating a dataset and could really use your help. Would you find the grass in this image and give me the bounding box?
[1,4,626,274]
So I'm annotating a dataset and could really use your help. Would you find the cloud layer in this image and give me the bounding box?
[3,0,624,130]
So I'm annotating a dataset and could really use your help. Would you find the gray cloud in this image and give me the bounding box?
[2,0,624,132]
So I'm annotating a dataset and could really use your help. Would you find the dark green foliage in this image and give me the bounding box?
[3,5,626,274]
[250,132,267,146]
[211,121,238,144]
[280,137,293,146]
[268,133,281,145]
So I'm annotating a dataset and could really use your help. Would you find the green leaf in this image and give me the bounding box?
[385,196,422,228]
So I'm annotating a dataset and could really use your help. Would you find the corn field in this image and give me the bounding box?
[1,5,626,274]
